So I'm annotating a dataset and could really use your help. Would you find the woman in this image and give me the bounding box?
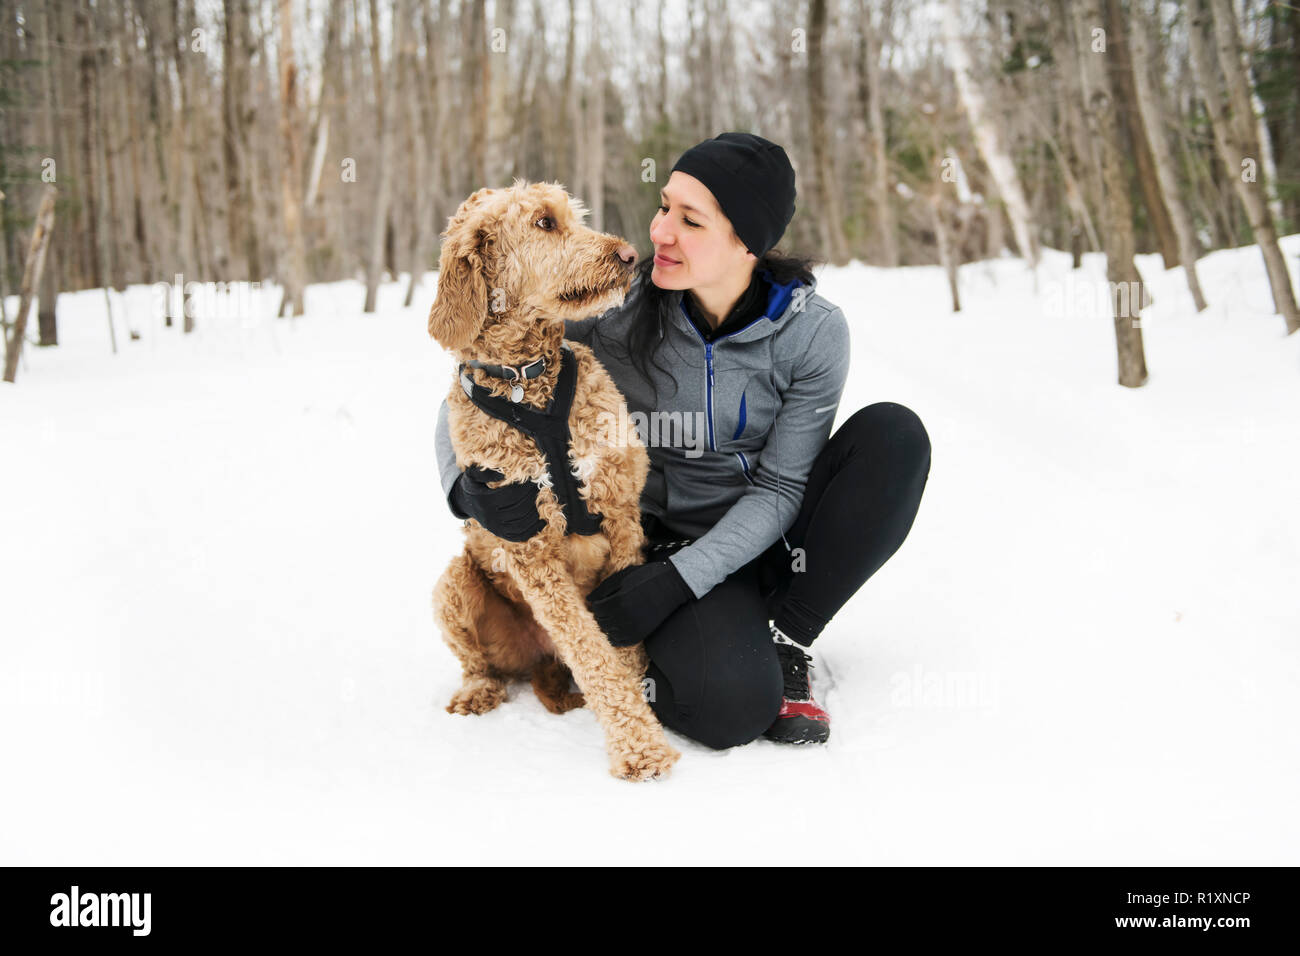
[436,132,931,749]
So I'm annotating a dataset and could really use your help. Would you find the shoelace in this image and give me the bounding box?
[775,642,814,702]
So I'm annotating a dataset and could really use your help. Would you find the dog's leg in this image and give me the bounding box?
[504,548,680,781]
[589,442,652,576]
[434,552,509,716]
[530,656,585,714]
[600,505,647,575]
[594,506,654,691]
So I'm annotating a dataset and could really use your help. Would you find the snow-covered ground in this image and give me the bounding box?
[2,237,1298,865]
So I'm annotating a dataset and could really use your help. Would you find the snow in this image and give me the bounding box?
[2,239,1298,865]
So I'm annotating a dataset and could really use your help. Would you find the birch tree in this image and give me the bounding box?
[942,0,1040,268]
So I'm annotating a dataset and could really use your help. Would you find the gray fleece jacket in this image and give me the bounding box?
[435,270,852,600]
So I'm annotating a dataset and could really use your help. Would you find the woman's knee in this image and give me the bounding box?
[644,611,783,750]
[687,666,784,750]
[836,402,931,473]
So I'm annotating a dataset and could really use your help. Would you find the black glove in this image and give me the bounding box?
[448,465,546,542]
[586,560,695,647]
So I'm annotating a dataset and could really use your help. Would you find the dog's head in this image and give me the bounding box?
[427,181,638,352]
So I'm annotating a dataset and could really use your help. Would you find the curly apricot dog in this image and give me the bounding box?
[428,181,680,781]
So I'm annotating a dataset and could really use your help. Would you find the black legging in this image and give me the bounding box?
[639,402,932,750]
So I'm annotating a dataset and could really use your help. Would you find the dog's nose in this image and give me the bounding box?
[614,243,637,270]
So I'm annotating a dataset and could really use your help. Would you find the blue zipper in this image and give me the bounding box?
[684,301,768,454]
[677,279,799,482]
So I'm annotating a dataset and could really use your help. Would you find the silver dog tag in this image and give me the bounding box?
[510,383,524,403]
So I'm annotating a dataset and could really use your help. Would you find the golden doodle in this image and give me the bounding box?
[428,180,680,781]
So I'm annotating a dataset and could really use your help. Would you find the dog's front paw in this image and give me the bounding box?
[609,739,681,782]
[446,677,508,715]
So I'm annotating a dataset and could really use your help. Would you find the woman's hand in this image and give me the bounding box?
[586,560,695,646]
[448,465,546,542]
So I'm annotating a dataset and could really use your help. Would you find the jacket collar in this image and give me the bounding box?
[669,269,816,344]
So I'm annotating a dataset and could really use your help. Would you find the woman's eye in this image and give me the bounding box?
[535,216,556,231]
[659,204,699,228]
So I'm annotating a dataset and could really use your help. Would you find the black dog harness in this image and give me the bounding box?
[458,342,604,536]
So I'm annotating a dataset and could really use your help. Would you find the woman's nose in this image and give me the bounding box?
[650,220,671,246]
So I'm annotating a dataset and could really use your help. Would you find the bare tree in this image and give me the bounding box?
[36,0,63,346]
[808,0,850,265]
[277,0,307,318]
[1189,0,1299,333]
[856,0,897,266]
[4,186,56,383]
[363,0,409,313]
[942,0,1040,268]
[1128,0,1208,311]
[1073,0,1149,387]
[1102,0,1177,268]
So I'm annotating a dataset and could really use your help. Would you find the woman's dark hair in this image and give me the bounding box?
[593,247,824,407]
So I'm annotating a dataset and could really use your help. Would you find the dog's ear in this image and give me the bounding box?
[429,190,497,351]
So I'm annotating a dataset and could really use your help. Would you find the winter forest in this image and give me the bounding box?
[3,0,1299,384]
[1,1,1298,866]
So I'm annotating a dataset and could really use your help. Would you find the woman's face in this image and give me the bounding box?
[649,171,754,291]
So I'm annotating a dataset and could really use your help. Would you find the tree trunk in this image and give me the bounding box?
[4,186,57,383]
[1103,0,1178,268]
[1190,0,1300,333]
[1129,0,1209,311]
[140,1,176,317]
[857,0,897,267]
[587,0,605,231]
[808,0,850,264]
[1048,0,1103,254]
[1074,0,1149,387]
[222,0,246,277]
[402,0,430,308]
[170,0,200,330]
[37,0,62,345]
[929,191,960,312]
[76,4,102,291]
[363,0,408,313]
[465,0,488,189]
[238,0,264,280]
[278,0,307,317]
[942,0,1040,267]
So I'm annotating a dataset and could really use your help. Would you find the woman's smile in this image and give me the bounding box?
[654,251,681,267]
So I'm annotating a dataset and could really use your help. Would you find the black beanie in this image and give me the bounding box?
[670,132,797,257]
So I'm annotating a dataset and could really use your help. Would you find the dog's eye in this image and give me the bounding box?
[535,216,556,231]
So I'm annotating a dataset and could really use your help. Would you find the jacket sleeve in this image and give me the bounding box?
[436,397,469,518]
[667,308,853,600]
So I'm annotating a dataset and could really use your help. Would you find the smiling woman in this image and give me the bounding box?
[436,133,933,752]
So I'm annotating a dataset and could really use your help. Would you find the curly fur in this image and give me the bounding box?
[429,180,681,781]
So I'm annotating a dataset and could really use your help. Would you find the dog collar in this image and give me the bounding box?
[459,343,569,403]
[465,355,547,382]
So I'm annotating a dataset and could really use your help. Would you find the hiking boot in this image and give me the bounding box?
[763,624,830,745]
